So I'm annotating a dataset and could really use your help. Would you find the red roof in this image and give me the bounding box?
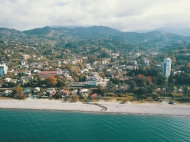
[64,90,69,93]
[91,94,98,97]
[26,76,33,78]
[38,71,57,75]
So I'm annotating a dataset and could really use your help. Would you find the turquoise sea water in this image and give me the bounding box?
[0,109,190,142]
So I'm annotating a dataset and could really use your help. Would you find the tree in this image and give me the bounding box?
[46,76,57,87]
[182,85,188,96]
[15,85,23,93]
[14,85,26,100]
[177,85,180,94]
[107,81,114,92]
[147,85,154,94]
[14,92,26,100]
[130,81,136,91]
[56,79,65,87]
[97,84,104,95]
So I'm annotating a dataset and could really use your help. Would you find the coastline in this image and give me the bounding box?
[0,98,190,116]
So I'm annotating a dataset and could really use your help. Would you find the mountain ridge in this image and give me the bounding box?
[0,26,190,51]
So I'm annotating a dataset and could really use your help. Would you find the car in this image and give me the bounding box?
[168,101,176,105]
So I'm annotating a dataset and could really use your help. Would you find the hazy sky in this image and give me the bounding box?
[0,0,190,31]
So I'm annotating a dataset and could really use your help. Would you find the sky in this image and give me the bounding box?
[0,0,190,31]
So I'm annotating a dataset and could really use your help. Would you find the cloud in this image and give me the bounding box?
[0,0,190,31]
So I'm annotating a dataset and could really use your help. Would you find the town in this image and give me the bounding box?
[0,26,190,104]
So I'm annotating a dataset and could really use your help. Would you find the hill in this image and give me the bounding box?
[0,26,190,51]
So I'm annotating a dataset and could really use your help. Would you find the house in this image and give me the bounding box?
[80,69,89,73]
[33,69,41,74]
[93,61,98,65]
[134,53,140,58]
[86,64,92,70]
[79,89,89,96]
[173,71,181,75]
[115,53,120,57]
[11,79,18,84]
[25,76,33,81]
[46,88,56,97]
[21,54,30,59]
[21,60,28,66]
[47,88,56,93]
[112,56,117,59]
[7,69,14,73]
[66,76,72,81]
[62,60,68,64]
[126,65,136,71]
[107,69,112,72]
[4,78,12,83]
[3,90,13,96]
[24,88,32,93]
[71,60,77,64]
[96,78,110,87]
[34,87,40,93]
[20,79,26,85]
[63,90,69,96]
[63,72,70,77]
[23,70,31,76]
[111,53,116,56]
[87,72,98,86]
[144,60,149,66]
[90,93,98,99]
[130,60,137,66]
[117,68,123,74]
[102,60,107,64]
[82,57,88,59]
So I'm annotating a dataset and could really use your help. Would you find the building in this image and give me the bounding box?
[4,78,12,82]
[87,72,109,87]
[130,60,137,66]
[0,64,8,76]
[144,60,149,66]
[134,53,140,58]
[38,70,62,78]
[79,89,89,96]
[87,72,98,86]
[162,58,172,78]
[21,54,30,59]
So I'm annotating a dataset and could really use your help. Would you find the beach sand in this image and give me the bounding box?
[0,98,190,116]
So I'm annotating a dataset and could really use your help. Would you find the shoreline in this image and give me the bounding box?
[0,98,190,116]
[1,108,190,117]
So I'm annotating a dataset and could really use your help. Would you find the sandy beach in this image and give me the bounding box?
[0,98,190,116]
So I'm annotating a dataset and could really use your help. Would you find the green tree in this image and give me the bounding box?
[97,84,104,95]
[183,85,188,96]
[14,85,26,100]
[130,81,136,91]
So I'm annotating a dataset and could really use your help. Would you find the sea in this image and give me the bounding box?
[0,109,190,142]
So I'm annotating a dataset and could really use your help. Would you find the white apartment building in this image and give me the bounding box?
[162,58,172,78]
[0,64,8,76]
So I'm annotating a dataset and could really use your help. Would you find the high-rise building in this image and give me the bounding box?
[162,58,172,78]
[0,64,8,76]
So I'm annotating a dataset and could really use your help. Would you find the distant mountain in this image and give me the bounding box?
[64,26,121,38]
[0,28,26,40]
[0,26,190,50]
[154,27,190,36]
[23,26,52,35]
